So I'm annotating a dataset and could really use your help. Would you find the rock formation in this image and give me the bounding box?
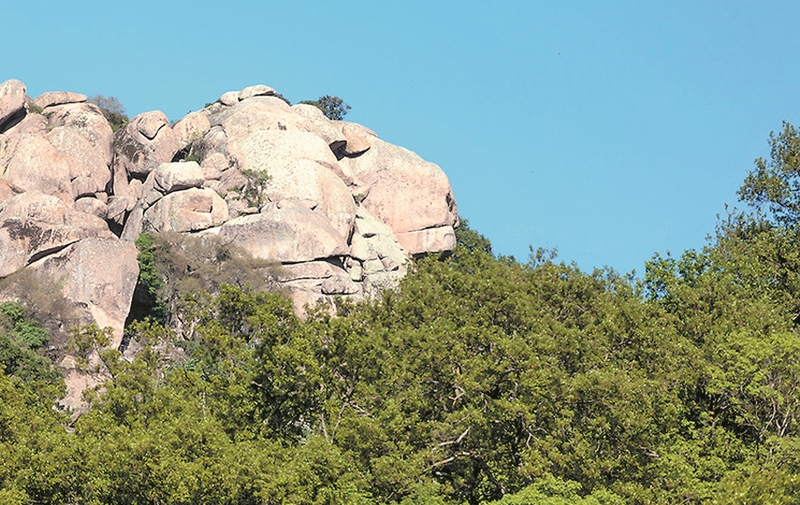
[0,78,458,412]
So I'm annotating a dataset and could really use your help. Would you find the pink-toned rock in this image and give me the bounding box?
[135,111,169,140]
[153,161,205,193]
[342,122,372,156]
[172,111,210,149]
[200,152,228,180]
[1,113,48,136]
[216,97,308,140]
[143,188,228,233]
[113,111,181,178]
[217,205,348,263]
[396,226,457,255]
[219,91,240,106]
[343,137,458,238]
[120,205,144,241]
[105,195,132,225]
[0,179,23,205]
[34,91,87,110]
[1,135,74,202]
[59,368,106,419]
[0,191,112,278]
[239,84,277,100]
[32,236,139,348]
[74,197,108,218]
[44,102,114,164]
[47,127,112,198]
[0,79,26,132]
[230,129,355,238]
[290,103,349,145]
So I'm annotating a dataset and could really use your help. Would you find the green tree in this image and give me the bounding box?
[739,121,800,226]
[238,168,272,209]
[302,95,351,120]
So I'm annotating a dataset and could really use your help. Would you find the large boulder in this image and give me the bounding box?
[229,130,356,238]
[152,161,205,193]
[47,127,112,198]
[0,79,26,132]
[33,91,87,110]
[214,97,307,140]
[44,102,114,164]
[172,111,210,150]
[32,236,139,347]
[112,111,180,180]
[143,187,228,233]
[216,204,348,263]
[1,135,75,203]
[0,191,112,278]
[341,137,458,253]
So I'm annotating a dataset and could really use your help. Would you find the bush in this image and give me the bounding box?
[0,269,75,349]
[128,232,285,329]
[67,323,113,371]
[87,94,129,132]
[236,168,271,208]
[301,95,351,120]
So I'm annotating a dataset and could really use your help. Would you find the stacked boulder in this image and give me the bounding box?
[0,78,459,337]
[0,80,138,347]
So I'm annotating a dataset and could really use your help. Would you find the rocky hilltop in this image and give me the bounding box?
[0,79,458,405]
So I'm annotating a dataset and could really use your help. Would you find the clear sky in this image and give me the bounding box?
[4,1,800,275]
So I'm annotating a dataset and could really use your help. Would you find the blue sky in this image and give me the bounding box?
[4,1,800,274]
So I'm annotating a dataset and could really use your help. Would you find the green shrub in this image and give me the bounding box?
[68,323,113,371]
[233,168,271,209]
[128,232,284,328]
[87,94,129,132]
[300,95,351,120]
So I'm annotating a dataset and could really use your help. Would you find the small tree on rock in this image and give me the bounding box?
[301,95,351,120]
[88,94,129,132]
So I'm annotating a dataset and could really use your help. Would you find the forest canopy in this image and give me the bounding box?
[3,125,800,504]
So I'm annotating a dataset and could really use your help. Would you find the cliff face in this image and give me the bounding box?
[0,79,458,345]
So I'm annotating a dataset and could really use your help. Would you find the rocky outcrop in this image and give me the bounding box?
[32,236,139,348]
[113,111,180,181]
[0,78,460,409]
[0,79,26,132]
[0,191,113,277]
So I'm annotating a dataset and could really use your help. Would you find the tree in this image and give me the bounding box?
[301,95,351,120]
[87,94,129,132]
[739,121,800,225]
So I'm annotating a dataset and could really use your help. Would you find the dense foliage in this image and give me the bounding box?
[4,125,800,503]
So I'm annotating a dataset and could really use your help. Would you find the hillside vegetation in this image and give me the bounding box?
[3,124,800,504]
